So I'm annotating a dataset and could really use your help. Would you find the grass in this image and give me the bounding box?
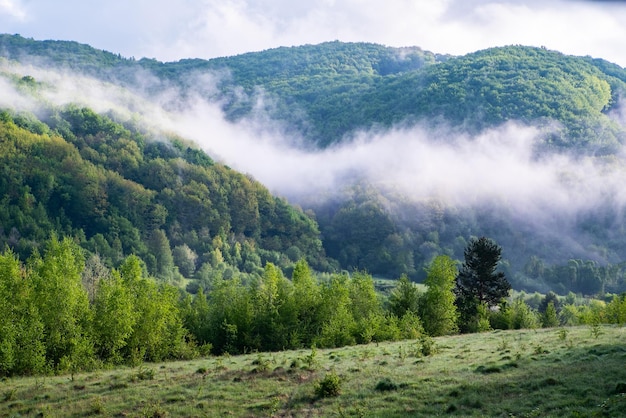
[1,325,625,417]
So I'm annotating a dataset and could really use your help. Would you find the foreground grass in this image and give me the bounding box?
[1,325,625,417]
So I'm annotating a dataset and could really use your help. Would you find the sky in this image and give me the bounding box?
[0,0,626,67]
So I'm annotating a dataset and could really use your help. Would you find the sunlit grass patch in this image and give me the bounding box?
[0,326,625,416]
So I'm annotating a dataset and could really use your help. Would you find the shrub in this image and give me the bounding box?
[315,371,341,398]
[416,335,436,356]
[375,377,398,391]
[134,367,155,381]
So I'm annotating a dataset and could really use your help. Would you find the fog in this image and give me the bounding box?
[157,86,626,228]
[3,59,626,247]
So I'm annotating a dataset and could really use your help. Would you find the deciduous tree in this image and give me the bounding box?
[421,255,458,336]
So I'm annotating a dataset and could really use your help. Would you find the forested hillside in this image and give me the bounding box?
[0,102,329,284]
[3,34,626,294]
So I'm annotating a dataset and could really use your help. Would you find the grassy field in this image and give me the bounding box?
[1,325,625,417]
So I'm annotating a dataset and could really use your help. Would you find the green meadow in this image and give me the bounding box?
[2,325,625,417]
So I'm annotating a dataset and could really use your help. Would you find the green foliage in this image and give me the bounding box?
[30,235,94,371]
[457,237,511,307]
[421,255,459,336]
[606,293,626,325]
[456,237,511,332]
[0,239,200,375]
[388,274,420,318]
[542,301,560,328]
[5,37,626,295]
[0,101,328,285]
[0,248,46,376]
[314,371,342,398]
[374,377,398,392]
[92,270,136,364]
[502,298,540,330]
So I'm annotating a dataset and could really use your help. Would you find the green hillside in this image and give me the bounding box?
[1,326,625,417]
[0,103,329,281]
[3,34,626,294]
[2,35,625,148]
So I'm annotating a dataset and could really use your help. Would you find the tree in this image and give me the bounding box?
[542,301,560,328]
[30,235,94,371]
[172,244,197,277]
[92,270,136,363]
[0,248,46,376]
[119,255,187,363]
[538,291,560,314]
[146,229,175,282]
[348,271,383,344]
[288,259,321,347]
[388,274,420,318]
[455,237,511,333]
[421,255,459,336]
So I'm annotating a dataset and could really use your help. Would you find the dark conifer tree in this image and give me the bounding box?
[455,237,511,332]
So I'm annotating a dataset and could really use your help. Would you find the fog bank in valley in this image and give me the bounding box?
[3,60,626,265]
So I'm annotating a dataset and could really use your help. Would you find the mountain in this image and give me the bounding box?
[2,34,626,295]
[0,97,331,287]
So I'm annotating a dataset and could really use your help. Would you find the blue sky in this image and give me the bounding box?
[1,0,625,66]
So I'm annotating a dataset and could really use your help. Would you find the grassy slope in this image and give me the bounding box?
[1,326,625,417]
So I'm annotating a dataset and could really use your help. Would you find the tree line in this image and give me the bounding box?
[3,235,625,377]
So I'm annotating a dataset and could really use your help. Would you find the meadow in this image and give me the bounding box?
[1,325,625,417]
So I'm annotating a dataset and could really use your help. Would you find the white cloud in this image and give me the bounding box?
[0,0,26,20]
[142,0,626,66]
[3,0,625,67]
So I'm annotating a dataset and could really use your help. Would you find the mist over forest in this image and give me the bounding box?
[2,35,626,294]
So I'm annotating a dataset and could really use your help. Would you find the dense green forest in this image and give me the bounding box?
[0,103,331,283]
[3,34,626,295]
[2,235,625,377]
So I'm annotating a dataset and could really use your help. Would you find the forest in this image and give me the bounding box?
[2,234,625,377]
[3,35,626,295]
[3,35,626,378]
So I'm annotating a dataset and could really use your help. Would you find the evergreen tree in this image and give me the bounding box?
[455,237,511,333]
[542,301,560,328]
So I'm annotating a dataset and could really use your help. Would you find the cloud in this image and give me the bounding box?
[1,1,626,67]
[0,0,26,21]
[142,0,626,66]
[141,82,626,229]
[4,57,626,236]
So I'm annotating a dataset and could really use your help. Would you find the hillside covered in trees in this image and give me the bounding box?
[0,94,331,284]
[3,34,626,295]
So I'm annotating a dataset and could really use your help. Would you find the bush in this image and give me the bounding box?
[415,335,436,357]
[375,377,398,391]
[315,371,341,398]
